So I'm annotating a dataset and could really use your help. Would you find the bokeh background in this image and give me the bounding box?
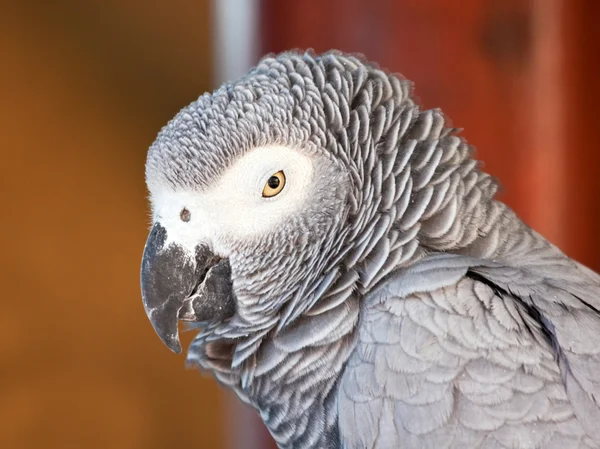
[1,0,599,448]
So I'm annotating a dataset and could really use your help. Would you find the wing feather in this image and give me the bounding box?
[338,253,600,448]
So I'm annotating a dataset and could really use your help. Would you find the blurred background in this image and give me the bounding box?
[1,0,598,448]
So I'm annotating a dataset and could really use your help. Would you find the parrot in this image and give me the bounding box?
[140,49,600,449]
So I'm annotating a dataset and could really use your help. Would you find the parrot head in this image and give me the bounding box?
[140,49,446,361]
[141,139,349,354]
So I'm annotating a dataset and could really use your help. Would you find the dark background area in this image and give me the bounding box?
[1,1,598,448]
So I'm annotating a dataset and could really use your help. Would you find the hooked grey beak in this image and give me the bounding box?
[140,223,236,354]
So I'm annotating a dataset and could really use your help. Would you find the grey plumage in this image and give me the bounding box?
[141,49,600,448]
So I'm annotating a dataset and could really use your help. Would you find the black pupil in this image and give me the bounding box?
[267,176,280,189]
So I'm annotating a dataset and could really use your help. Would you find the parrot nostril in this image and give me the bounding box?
[180,207,191,222]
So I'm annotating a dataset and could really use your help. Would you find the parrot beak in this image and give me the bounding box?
[140,223,236,354]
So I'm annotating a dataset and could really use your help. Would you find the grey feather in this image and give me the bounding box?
[145,49,600,448]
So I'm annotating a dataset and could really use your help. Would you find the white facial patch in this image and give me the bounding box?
[150,145,315,256]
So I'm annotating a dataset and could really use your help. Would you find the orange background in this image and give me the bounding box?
[1,1,599,449]
[0,1,226,448]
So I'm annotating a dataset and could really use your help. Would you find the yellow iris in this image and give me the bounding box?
[262,170,286,197]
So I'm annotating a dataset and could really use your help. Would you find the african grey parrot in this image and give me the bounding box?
[140,50,600,448]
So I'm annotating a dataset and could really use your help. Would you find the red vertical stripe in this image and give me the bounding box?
[256,1,600,447]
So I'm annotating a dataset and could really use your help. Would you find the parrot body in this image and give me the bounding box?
[141,50,600,448]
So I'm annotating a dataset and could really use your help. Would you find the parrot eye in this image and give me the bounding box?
[180,207,191,222]
[262,171,286,198]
